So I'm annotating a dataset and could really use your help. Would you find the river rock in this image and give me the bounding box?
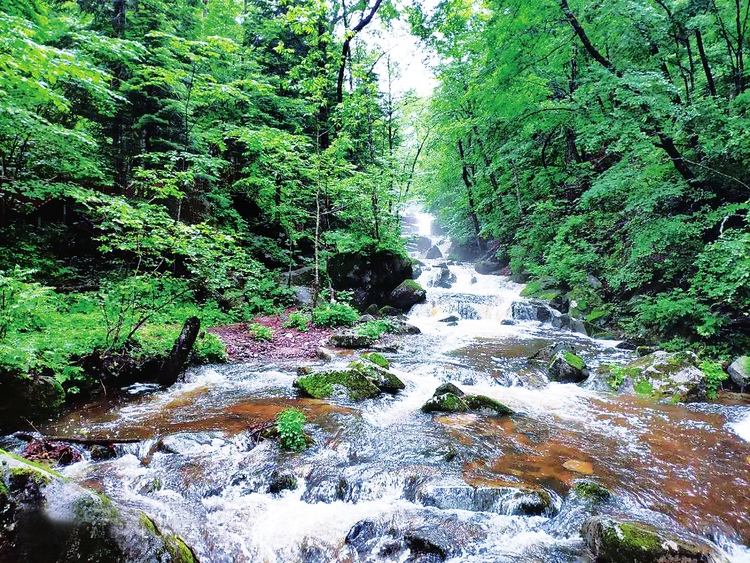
[387,319,421,335]
[417,483,558,517]
[389,279,427,310]
[547,350,588,383]
[474,260,502,275]
[587,351,706,401]
[329,333,375,349]
[581,516,729,563]
[438,315,460,323]
[328,250,414,308]
[422,385,514,416]
[0,452,196,562]
[0,374,65,430]
[425,245,443,259]
[728,356,750,390]
[294,361,404,401]
[278,266,316,286]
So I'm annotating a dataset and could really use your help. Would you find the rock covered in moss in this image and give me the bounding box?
[548,350,588,383]
[0,374,65,430]
[329,333,375,349]
[294,361,404,401]
[572,480,611,502]
[389,279,427,310]
[421,385,514,416]
[582,517,728,563]
[728,356,750,390]
[363,352,389,369]
[0,451,196,563]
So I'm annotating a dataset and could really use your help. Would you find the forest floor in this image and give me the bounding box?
[208,315,335,363]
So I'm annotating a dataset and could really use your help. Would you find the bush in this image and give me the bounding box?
[248,322,274,341]
[192,333,228,364]
[700,360,728,400]
[276,408,307,451]
[312,302,358,328]
[284,311,311,332]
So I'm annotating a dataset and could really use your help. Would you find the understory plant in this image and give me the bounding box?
[276,408,307,451]
[311,302,358,328]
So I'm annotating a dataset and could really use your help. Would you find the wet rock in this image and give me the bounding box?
[572,480,611,503]
[90,444,117,461]
[388,319,421,335]
[379,305,401,316]
[292,285,314,307]
[0,374,65,430]
[416,483,557,517]
[295,361,403,400]
[358,314,376,323]
[438,315,459,323]
[422,385,514,416]
[501,318,516,325]
[586,274,603,289]
[582,516,729,563]
[415,236,433,253]
[0,452,196,562]
[548,350,588,383]
[364,304,380,316]
[389,279,427,310]
[268,471,297,494]
[474,259,504,275]
[421,393,469,413]
[447,240,480,262]
[425,245,443,259]
[728,356,750,390]
[615,341,637,351]
[636,346,658,357]
[345,519,379,554]
[529,342,575,363]
[21,440,81,466]
[328,250,414,308]
[363,352,389,369]
[511,299,566,327]
[589,351,707,401]
[329,333,375,349]
[316,347,335,361]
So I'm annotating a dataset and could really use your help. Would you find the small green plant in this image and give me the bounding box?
[700,360,728,400]
[191,333,228,364]
[606,365,642,391]
[363,352,389,369]
[357,320,392,339]
[284,311,311,332]
[633,378,654,395]
[248,322,274,341]
[312,302,358,328]
[276,408,307,451]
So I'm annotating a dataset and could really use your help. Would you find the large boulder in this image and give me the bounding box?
[329,333,375,349]
[548,350,588,383]
[586,351,706,402]
[582,517,728,563]
[425,245,443,259]
[328,250,413,309]
[421,385,514,416]
[278,265,316,286]
[389,279,427,310]
[474,260,503,275]
[0,451,196,563]
[0,374,65,430]
[294,361,404,401]
[728,356,750,390]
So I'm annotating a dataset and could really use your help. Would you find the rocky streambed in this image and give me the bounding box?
[1,256,750,562]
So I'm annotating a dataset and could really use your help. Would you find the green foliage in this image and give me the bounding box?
[363,352,389,369]
[275,408,307,451]
[284,311,311,332]
[356,320,392,339]
[700,360,728,400]
[312,302,358,328]
[248,323,274,342]
[562,351,585,371]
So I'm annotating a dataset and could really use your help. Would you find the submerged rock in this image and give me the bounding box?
[295,361,404,401]
[582,516,728,563]
[728,356,750,390]
[421,385,514,416]
[416,483,558,517]
[0,451,196,563]
[548,350,588,383]
[572,480,611,503]
[389,279,427,310]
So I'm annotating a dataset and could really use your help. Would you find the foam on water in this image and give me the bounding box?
[731,412,750,442]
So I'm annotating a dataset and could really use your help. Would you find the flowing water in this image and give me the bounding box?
[3,213,750,562]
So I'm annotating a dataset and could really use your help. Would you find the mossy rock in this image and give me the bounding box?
[624,351,705,401]
[295,368,381,401]
[582,517,726,563]
[349,361,405,393]
[379,305,401,316]
[421,392,469,413]
[364,352,389,369]
[463,395,514,416]
[728,356,750,389]
[548,351,588,383]
[389,279,427,310]
[573,480,611,502]
[0,375,65,430]
[329,333,375,349]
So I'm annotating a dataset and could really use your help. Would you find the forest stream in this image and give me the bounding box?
[3,213,750,563]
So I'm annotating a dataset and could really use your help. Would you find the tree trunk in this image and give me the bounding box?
[158,316,200,386]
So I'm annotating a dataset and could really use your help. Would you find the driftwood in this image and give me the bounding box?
[158,316,200,386]
[12,432,140,446]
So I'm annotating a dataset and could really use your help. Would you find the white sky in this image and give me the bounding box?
[360,1,440,97]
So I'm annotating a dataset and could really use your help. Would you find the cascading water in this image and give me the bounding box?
[2,210,749,562]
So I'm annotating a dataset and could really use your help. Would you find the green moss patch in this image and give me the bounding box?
[573,480,610,502]
[463,395,514,416]
[364,352,389,369]
[295,367,381,401]
[563,351,585,371]
[421,392,469,413]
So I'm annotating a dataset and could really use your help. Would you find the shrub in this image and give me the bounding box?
[276,408,307,451]
[248,322,274,341]
[312,302,358,328]
[192,333,228,364]
[700,360,728,400]
[284,311,311,332]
